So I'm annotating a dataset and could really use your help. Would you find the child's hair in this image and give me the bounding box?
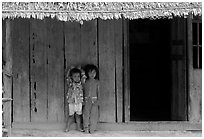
[69,68,82,78]
[84,64,99,80]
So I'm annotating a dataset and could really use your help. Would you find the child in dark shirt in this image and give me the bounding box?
[83,64,100,134]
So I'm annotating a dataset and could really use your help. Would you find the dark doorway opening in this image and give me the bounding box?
[129,19,172,121]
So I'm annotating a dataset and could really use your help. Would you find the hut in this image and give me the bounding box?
[2,2,202,133]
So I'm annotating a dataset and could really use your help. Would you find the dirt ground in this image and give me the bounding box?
[10,129,202,137]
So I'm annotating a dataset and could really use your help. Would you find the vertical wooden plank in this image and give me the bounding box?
[30,19,48,122]
[47,19,64,122]
[12,19,30,122]
[2,19,6,65]
[123,19,130,122]
[114,19,123,122]
[80,20,98,66]
[98,19,116,122]
[64,21,81,118]
[3,19,12,136]
[187,15,193,121]
[64,22,81,67]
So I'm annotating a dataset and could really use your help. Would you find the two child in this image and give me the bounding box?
[65,64,99,134]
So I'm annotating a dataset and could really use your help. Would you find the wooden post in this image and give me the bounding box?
[123,19,130,122]
[123,20,130,122]
[114,19,123,123]
[3,19,13,136]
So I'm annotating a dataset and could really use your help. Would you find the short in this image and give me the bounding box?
[69,103,82,116]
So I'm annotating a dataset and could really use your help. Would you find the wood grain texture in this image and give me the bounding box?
[80,20,98,66]
[64,22,81,67]
[98,19,116,122]
[30,19,48,122]
[114,19,123,122]
[47,18,64,122]
[3,19,13,136]
[123,19,130,122]
[12,19,30,122]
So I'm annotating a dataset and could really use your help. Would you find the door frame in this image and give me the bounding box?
[123,19,130,122]
[123,17,190,122]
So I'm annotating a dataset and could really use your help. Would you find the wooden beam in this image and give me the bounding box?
[3,19,13,136]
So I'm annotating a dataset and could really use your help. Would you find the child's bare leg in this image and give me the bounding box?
[83,100,91,133]
[90,104,99,134]
[76,114,83,132]
[65,115,74,132]
[65,104,74,132]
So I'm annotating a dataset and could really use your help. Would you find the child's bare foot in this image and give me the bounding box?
[84,129,89,134]
[89,130,94,134]
[77,128,84,132]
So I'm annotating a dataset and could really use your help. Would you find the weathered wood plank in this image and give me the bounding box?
[2,19,6,65]
[64,22,81,67]
[3,19,13,136]
[114,19,123,122]
[123,19,130,122]
[80,20,98,66]
[98,19,116,122]
[30,19,48,122]
[47,19,64,122]
[12,19,30,122]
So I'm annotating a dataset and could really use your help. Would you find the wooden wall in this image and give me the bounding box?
[3,17,201,124]
[6,18,123,123]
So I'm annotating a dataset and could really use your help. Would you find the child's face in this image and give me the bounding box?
[88,70,96,79]
[72,73,81,83]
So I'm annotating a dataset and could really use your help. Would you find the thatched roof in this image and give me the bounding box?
[2,2,202,23]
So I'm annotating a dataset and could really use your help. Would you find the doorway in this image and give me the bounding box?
[129,19,172,121]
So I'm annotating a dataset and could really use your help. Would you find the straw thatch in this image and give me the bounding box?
[2,2,202,23]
